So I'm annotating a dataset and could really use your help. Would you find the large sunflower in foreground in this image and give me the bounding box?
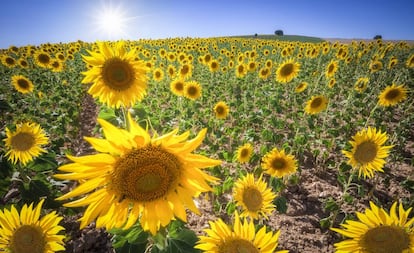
[11,75,34,94]
[276,59,300,83]
[0,199,65,253]
[233,173,276,220]
[378,83,408,107]
[262,147,298,178]
[4,122,49,165]
[195,212,288,253]
[81,41,148,108]
[331,201,414,253]
[342,127,393,178]
[54,113,221,235]
[304,95,329,114]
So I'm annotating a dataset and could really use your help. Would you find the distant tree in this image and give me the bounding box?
[275,30,284,36]
[254,33,258,37]
[373,35,382,40]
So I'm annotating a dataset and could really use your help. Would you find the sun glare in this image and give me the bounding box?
[92,2,135,39]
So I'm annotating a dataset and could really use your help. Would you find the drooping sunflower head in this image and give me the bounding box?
[342,126,393,178]
[233,173,276,220]
[331,201,414,253]
[183,80,202,100]
[167,64,176,78]
[236,143,253,163]
[295,81,308,93]
[276,59,300,83]
[170,78,185,96]
[378,83,408,107]
[81,41,148,108]
[213,101,230,119]
[55,113,221,235]
[195,212,287,253]
[304,95,328,114]
[0,199,65,253]
[11,75,34,94]
[327,78,336,88]
[4,122,49,165]
[261,147,298,178]
[354,77,369,93]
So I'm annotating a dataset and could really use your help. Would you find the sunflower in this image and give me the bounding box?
[295,81,308,93]
[406,54,414,68]
[236,63,247,78]
[327,78,336,88]
[342,127,393,178]
[236,143,253,163]
[0,199,65,253]
[2,55,16,67]
[258,67,271,80]
[4,122,48,165]
[152,67,164,82]
[11,75,34,94]
[261,147,297,178]
[378,84,408,107]
[54,113,220,235]
[179,63,193,79]
[354,77,369,93]
[387,57,398,69]
[184,81,202,100]
[81,41,148,108]
[170,78,185,96]
[325,60,338,78]
[331,201,414,253]
[304,95,328,114]
[247,61,257,72]
[369,60,383,73]
[195,212,287,253]
[167,65,176,78]
[34,51,51,68]
[50,59,64,72]
[233,173,276,220]
[213,101,229,119]
[209,60,220,72]
[276,59,300,83]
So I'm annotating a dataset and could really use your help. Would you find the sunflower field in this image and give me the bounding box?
[0,37,413,253]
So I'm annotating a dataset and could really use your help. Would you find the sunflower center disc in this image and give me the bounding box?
[216,106,224,114]
[11,225,45,253]
[38,54,50,64]
[385,89,400,100]
[17,79,30,89]
[187,86,198,96]
[240,149,249,158]
[103,58,133,91]
[311,97,323,108]
[280,63,294,76]
[242,187,263,212]
[220,239,259,253]
[11,132,35,151]
[354,141,378,164]
[271,158,286,170]
[112,146,181,202]
[362,225,409,253]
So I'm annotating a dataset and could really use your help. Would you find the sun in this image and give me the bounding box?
[92,2,135,39]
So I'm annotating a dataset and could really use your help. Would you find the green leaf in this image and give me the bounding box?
[274,196,288,214]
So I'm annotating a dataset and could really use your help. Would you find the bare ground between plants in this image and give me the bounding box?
[65,93,413,253]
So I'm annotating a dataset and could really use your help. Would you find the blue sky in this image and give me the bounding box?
[1,0,413,49]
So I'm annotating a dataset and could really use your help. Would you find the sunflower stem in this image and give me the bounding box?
[364,102,379,128]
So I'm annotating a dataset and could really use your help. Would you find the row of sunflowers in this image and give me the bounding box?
[0,37,413,252]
